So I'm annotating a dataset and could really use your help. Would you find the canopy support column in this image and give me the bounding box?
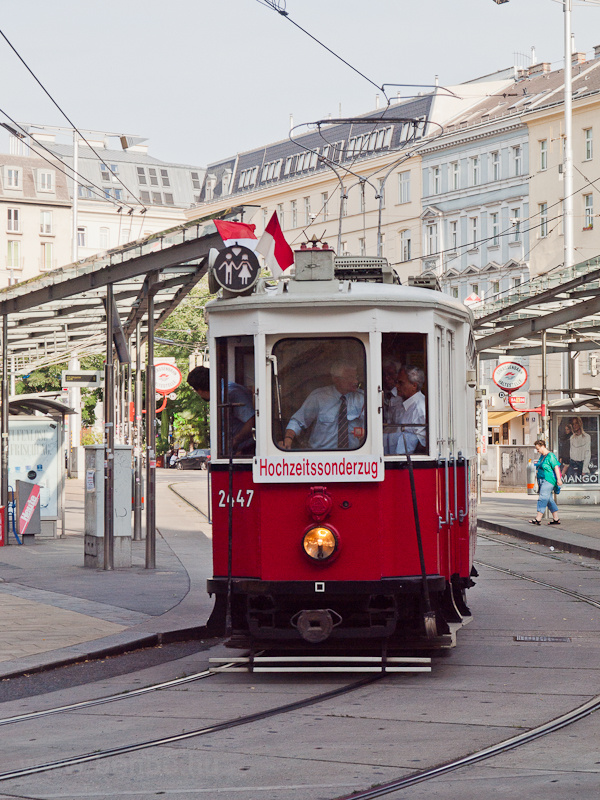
[103,284,115,571]
[133,322,143,541]
[1,316,8,541]
[145,277,157,569]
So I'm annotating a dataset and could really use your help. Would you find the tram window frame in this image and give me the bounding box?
[381,332,429,457]
[271,337,367,453]
[215,336,256,460]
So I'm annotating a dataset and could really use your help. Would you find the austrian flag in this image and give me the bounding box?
[256,212,294,278]
[213,219,258,250]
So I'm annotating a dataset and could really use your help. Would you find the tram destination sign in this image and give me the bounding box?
[212,245,260,293]
[254,455,384,484]
[492,361,528,392]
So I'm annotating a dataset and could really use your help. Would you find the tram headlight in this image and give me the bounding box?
[303,527,337,560]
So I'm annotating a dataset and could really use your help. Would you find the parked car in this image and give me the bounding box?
[175,449,211,470]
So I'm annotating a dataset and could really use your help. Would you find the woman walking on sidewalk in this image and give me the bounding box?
[530,439,563,526]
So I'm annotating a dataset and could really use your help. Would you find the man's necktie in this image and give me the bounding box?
[338,395,349,448]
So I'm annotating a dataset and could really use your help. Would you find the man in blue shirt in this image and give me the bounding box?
[282,360,365,450]
[187,366,255,456]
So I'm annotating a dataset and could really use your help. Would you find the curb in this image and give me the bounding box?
[478,518,600,561]
[0,625,214,682]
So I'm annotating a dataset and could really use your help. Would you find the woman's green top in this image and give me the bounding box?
[537,452,560,485]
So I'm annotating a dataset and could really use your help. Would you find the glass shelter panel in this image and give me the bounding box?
[381,333,428,456]
[272,338,367,452]
[215,336,256,459]
[556,413,599,486]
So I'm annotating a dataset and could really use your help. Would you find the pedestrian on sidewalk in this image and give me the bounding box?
[530,439,562,526]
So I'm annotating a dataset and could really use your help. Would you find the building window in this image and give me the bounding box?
[432,167,440,194]
[321,192,328,221]
[471,156,480,186]
[148,168,159,187]
[100,164,112,182]
[513,146,522,176]
[38,171,53,191]
[359,237,366,256]
[137,167,147,185]
[585,128,593,161]
[491,152,500,181]
[6,169,20,188]
[471,283,479,296]
[540,140,548,171]
[7,208,19,232]
[491,212,499,245]
[7,240,20,268]
[164,193,174,205]
[291,200,297,228]
[40,210,52,234]
[540,202,548,236]
[450,220,457,251]
[584,194,594,228]
[222,170,232,195]
[304,196,311,226]
[114,189,122,201]
[160,169,170,187]
[190,171,201,190]
[341,241,348,255]
[40,241,53,271]
[377,178,385,207]
[359,185,366,213]
[398,171,410,203]
[150,192,162,204]
[400,230,411,262]
[492,281,500,295]
[277,203,284,228]
[140,190,151,204]
[470,217,478,246]
[262,208,269,230]
[342,195,348,217]
[99,227,109,249]
[77,227,86,247]
[513,277,521,289]
[511,208,521,241]
[120,229,131,245]
[451,161,459,190]
[379,232,385,256]
[451,286,458,298]
[427,224,438,256]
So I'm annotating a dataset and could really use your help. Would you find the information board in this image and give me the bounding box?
[8,419,60,518]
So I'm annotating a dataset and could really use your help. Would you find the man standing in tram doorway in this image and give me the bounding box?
[393,365,427,455]
[187,366,255,456]
[282,360,365,450]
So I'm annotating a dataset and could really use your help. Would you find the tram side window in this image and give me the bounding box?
[382,333,428,456]
[272,338,367,452]
[215,336,256,459]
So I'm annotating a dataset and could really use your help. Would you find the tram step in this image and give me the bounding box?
[209,655,431,673]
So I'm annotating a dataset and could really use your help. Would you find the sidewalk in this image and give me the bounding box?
[0,471,214,679]
[478,491,600,559]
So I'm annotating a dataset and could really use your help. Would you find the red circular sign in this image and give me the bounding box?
[154,363,182,395]
[492,361,528,392]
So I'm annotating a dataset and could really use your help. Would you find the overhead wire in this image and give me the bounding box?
[0,109,132,212]
[0,27,147,212]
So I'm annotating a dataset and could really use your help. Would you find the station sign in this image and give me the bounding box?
[61,370,103,389]
[492,361,527,392]
[155,363,182,395]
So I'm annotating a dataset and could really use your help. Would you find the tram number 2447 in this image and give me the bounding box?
[218,490,255,508]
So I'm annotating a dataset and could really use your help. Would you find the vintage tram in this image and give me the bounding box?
[205,244,477,651]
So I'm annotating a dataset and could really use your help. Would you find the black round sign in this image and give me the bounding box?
[27,470,37,480]
[212,246,260,293]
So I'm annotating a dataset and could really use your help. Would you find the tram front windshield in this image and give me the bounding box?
[272,338,367,452]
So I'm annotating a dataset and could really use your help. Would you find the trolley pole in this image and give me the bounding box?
[133,323,143,541]
[103,285,115,570]
[145,285,156,569]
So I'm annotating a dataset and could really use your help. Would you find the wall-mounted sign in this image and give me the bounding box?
[154,363,182,395]
[492,362,528,392]
[61,370,103,389]
[212,245,260,293]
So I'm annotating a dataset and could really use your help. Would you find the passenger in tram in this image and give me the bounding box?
[382,358,403,455]
[392,366,427,455]
[187,366,255,456]
[282,360,365,450]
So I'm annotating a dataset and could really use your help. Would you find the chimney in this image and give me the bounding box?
[528,62,551,76]
[594,45,600,59]
[572,52,586,65]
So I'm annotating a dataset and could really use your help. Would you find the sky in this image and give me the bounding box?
[1,0,600,168]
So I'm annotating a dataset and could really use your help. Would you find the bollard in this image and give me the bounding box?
[527,459,537,495]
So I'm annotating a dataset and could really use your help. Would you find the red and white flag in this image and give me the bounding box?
[213,219,258,250]
[256,212,294,278]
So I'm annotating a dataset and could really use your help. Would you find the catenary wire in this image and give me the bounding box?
[0,28,147,211]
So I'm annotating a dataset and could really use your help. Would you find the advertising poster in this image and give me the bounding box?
[556,414,599,486]
[8,419,60,518]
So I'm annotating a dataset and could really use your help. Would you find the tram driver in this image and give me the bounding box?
[281,360,365,450]
[391,365,427,455]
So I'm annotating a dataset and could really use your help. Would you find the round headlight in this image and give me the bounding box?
[303,527,337,560]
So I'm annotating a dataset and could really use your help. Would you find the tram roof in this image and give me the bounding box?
[206,280,473,323]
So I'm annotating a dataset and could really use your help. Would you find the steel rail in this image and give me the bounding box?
[0,667,226,729]
[0,676,380,783]
[333,548,600,799]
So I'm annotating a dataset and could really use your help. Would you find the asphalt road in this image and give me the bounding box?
[0,519,597,798]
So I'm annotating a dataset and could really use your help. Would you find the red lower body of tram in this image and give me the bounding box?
[207,460,476,648]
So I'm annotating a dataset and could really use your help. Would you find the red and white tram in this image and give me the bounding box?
[205,245,477,650]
